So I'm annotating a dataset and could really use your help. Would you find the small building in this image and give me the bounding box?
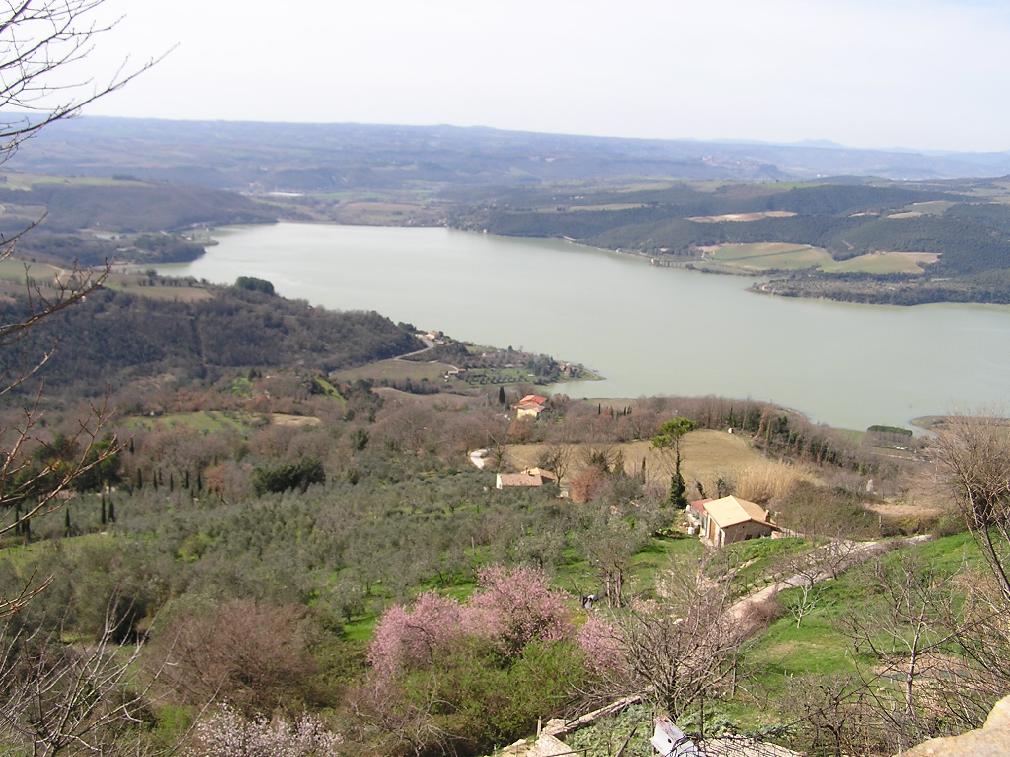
[515,394,549,419]
[694,495,776,548]
[521,466,558,482]
[686,498,713,527]
[496,471,548,489]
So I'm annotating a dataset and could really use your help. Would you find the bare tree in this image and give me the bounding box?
[774,537,862,628]
[1,0,163,603]
[932,413,1010,600]
[536,443,573,485]
[591,557,748,735]
[0,598,179,756]
[843,554,945,751]
[0,3,167,753]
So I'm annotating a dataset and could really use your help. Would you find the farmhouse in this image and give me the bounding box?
[496,467,559,489]
[692,495,776,548]
[515,394,549,418]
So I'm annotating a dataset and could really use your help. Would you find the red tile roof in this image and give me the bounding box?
[517,394,548,407]
[690,498,713,516]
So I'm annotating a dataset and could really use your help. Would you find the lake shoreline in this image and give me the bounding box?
[154,222,1010,431]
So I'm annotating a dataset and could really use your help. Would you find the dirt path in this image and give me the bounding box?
[727,534,933,629]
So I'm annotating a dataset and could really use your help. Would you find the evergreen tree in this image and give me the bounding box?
[669,472,687,509]
[498,386,507,406]
[64,508,71,537]
[108,501,116,523]
[652,417,697,509]
[183,470,190,490]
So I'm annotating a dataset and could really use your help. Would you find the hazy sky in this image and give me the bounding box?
[79,0,1010,152]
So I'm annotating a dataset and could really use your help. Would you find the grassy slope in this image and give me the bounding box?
[708,243,833,271]
[821,251,939,275]
[726,532,980,728]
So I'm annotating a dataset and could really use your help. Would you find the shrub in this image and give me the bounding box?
[188,704,342,756]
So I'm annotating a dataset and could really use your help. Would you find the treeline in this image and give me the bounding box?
[7,231,206,267]
[453,182,1010,284]
[0,182,276,233]
[761,268,1010,305]
[1,286,422,395]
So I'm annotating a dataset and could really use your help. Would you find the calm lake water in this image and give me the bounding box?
[156,223,1010,430]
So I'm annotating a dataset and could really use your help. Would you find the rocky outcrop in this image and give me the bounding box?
[902,695,1010,756]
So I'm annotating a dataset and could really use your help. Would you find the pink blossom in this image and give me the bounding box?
[367,591,465,680]
[467,564,574,655]
[577,614,626,676]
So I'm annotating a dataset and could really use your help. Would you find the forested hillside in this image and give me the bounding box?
[453,179,1010,303]
[0,178,276,237]
[1,284,421,392]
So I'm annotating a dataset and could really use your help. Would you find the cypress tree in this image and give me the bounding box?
[108,501,116,523]
[64,508,71,537]
[128,438,135,455]
[498,386,506,406]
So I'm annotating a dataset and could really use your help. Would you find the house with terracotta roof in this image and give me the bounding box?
[495,467,560,490]
[497,471,547,489]
[693,495,776,547]
[515,394,549,419]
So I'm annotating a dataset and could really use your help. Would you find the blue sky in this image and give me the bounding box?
[78,0,1010,152]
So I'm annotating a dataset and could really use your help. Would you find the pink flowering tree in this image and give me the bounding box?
[366,591,466,682]
[466,564,574,656]
[577,613,627,679]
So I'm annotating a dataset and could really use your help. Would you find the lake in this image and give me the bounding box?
[156,223,1010,430]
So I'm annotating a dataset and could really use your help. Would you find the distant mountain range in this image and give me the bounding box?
[10,116,1010,191]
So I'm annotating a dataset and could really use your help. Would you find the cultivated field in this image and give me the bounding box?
[333,358,456,384]
[104,276,214,301]
[821,251,940,275]
[704,242,832,271]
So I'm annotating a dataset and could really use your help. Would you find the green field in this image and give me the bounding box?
[0,172,147,190]
[707,243,833,271]
[334,358,455,384]
[126,410,264,434]
[728,532,981,728]
[0,258,57,281]
[821,251,939,275]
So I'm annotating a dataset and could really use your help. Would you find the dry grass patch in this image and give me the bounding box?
[688,211,797,223]
[270,413,321,428]
[733,460,818,503]
[505,429,795,493]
